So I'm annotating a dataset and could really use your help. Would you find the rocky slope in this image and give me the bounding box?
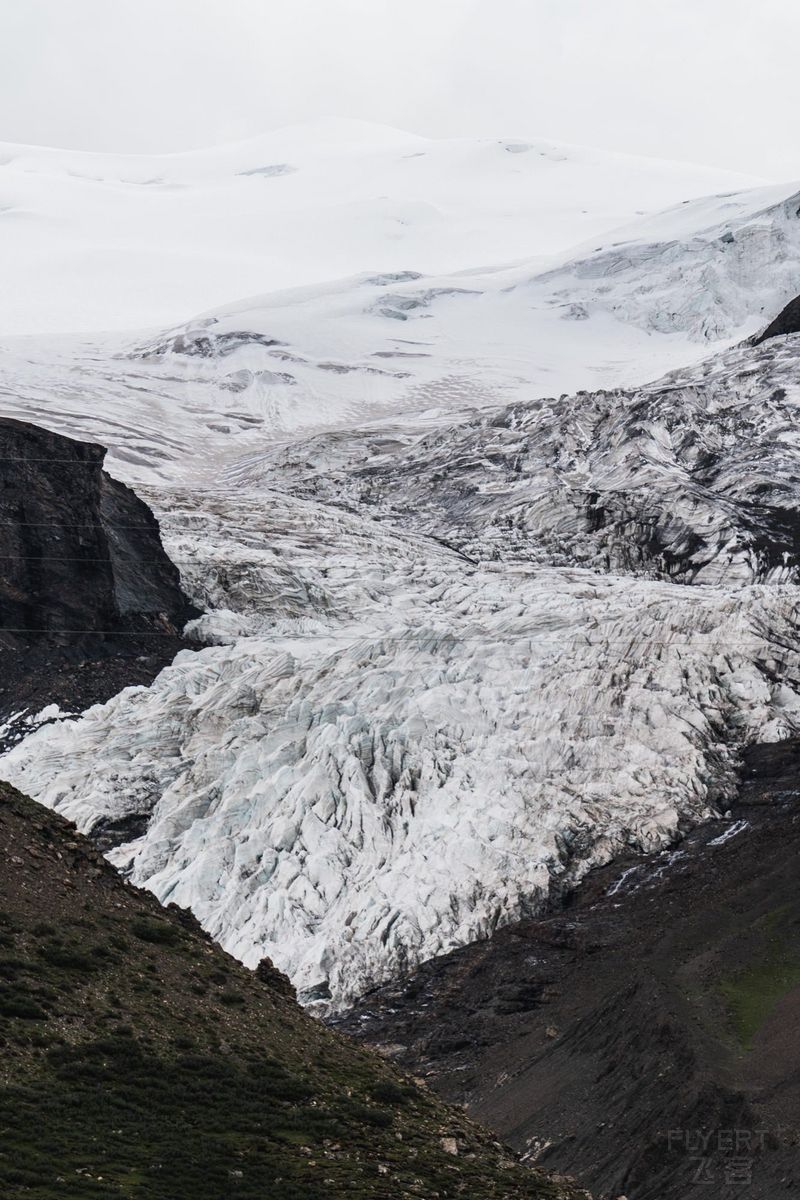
[0,781,586,1200]
[339,739,800,1200]
[753,292,800,344]
[0,417,196,744]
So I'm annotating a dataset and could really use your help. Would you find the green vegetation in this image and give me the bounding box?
[0,784,580,1200]
[130,916,182,946]
[720,907,800,1049]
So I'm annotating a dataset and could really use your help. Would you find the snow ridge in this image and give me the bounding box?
[0,120,759,337]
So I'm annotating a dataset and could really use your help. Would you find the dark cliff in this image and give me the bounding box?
[0,417,197,736]
[753,293,800,344]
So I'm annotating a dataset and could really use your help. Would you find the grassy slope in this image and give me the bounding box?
[0,784,585,1200]
[719,904,800,1049]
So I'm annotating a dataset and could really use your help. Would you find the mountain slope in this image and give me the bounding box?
[4,157,800,1012]
[0,782,585,1200]
[0,119,761,336]
[338,740,800,1200]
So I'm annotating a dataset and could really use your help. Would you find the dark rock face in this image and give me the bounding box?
[753,293,800,343]
[255,955,298,1002]
[0,417,197,736]
[0,417,192,640]
[338,742,800,1200]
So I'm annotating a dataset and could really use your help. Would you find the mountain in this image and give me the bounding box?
[4,308,800,1010]
[2,122,800,1198]
[2,142,800,1008]
[338,739,800,1200]
[0,119,760,336]
[0,417,195,747]
[0,780,586,1200]
[0,173,798,495]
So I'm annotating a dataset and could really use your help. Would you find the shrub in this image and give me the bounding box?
[219,990,246,1007]
[368,1080,416,1106]
[39,945,100,973]
[131,918,181,946]
[0,997,48,1021]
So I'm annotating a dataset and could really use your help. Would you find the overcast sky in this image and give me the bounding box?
[2,0,797,178]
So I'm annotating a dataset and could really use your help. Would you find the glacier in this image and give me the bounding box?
[3,133,800,1008]
[5,483,800,1007]
[6,329,800,1007]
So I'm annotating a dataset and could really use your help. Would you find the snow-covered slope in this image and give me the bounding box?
[0,118,762,336]
[149,176,800,422]
[2,175,800,491]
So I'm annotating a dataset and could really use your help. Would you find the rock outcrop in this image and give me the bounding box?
[0,417,197,739]
[753,292,800,343]
[340,741,800,1200]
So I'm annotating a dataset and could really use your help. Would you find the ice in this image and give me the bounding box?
[2,133,800,1010]
[3,479,800,1009]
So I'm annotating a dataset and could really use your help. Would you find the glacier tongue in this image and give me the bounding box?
[4,476,800,1008]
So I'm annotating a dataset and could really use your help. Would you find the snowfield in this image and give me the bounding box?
[3,122,800,1007]
[1,170,799,490]
[0,117,761,336]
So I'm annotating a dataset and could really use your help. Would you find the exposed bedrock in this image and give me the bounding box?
[753,292,800,344]
[0,416,197,739]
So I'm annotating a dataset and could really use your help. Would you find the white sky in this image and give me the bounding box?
[1,0,798,178]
